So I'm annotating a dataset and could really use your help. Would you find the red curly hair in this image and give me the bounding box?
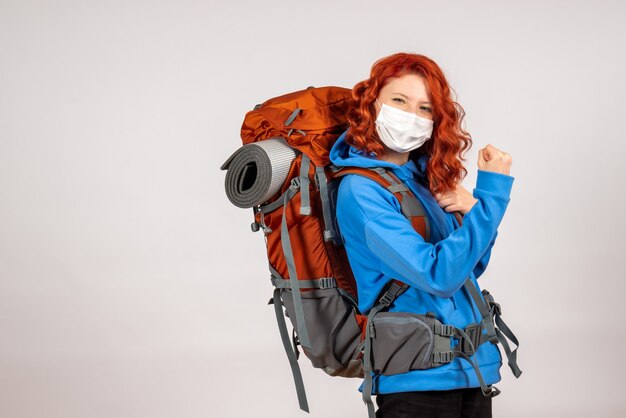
[345,52,472,196]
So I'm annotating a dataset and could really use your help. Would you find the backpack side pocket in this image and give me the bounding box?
[370,312,438,375]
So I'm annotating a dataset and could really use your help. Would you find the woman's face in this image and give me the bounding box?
[375,73,433,120]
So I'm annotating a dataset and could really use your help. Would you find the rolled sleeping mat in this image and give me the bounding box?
[221,137,297,208]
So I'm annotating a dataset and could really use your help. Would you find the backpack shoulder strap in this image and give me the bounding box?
[453,210,464,227]
[334,166,431,243]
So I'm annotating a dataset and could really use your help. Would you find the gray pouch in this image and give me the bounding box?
[370,312,444,376]
[280,288,363,376]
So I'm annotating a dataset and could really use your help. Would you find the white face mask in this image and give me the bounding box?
[375,100,434,153]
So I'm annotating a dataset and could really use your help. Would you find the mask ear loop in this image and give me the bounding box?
[375,100,388,125]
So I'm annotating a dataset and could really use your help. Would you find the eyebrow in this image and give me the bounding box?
[391,92,432,104]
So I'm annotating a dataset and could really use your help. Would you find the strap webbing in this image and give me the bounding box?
[280,177,311,349]
[284,108,301,126]
[463,278,498,341]
[369,167,430,240]
[257,160,316,216]
[299,155,311,215]
[258,190,288,214]
[315,165,336,242]
[453,326,500,397]
[271,275,337,290]
[492,308,523,377]
[464,279,522,378]
[270,288,309,412]
[453,350,501,398]
[386,183,410,193]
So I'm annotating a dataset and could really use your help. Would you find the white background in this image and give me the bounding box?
[1,0,625,417]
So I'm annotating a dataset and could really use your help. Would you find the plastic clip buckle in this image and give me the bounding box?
[290,176,301,188]
[438,324,455,337]
[434,351,454,364]
[318,277,335,289]
[378,291,394,307]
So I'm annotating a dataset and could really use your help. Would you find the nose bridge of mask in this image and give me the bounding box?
[378,102,433,130]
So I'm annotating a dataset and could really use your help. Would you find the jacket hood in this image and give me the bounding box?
[329,130,430,183]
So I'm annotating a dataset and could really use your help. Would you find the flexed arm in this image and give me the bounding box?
[337,169,514,298]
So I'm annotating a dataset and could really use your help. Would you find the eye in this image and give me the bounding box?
[420,105,433,113]
[392,97,406,104]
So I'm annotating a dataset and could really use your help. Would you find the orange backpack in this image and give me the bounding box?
[221,86,521,416]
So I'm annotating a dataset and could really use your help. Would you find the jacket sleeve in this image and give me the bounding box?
[337,170,514,298]
[473,230,498,279]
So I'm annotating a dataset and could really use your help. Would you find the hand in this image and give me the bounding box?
[478,144,513,175]
[434,184,478,215]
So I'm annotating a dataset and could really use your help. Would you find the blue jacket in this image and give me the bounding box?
[329,130,515,394]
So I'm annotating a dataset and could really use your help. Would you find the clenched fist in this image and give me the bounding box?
[478,144,513,176]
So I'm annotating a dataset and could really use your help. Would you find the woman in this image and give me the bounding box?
[328,52,514,418]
